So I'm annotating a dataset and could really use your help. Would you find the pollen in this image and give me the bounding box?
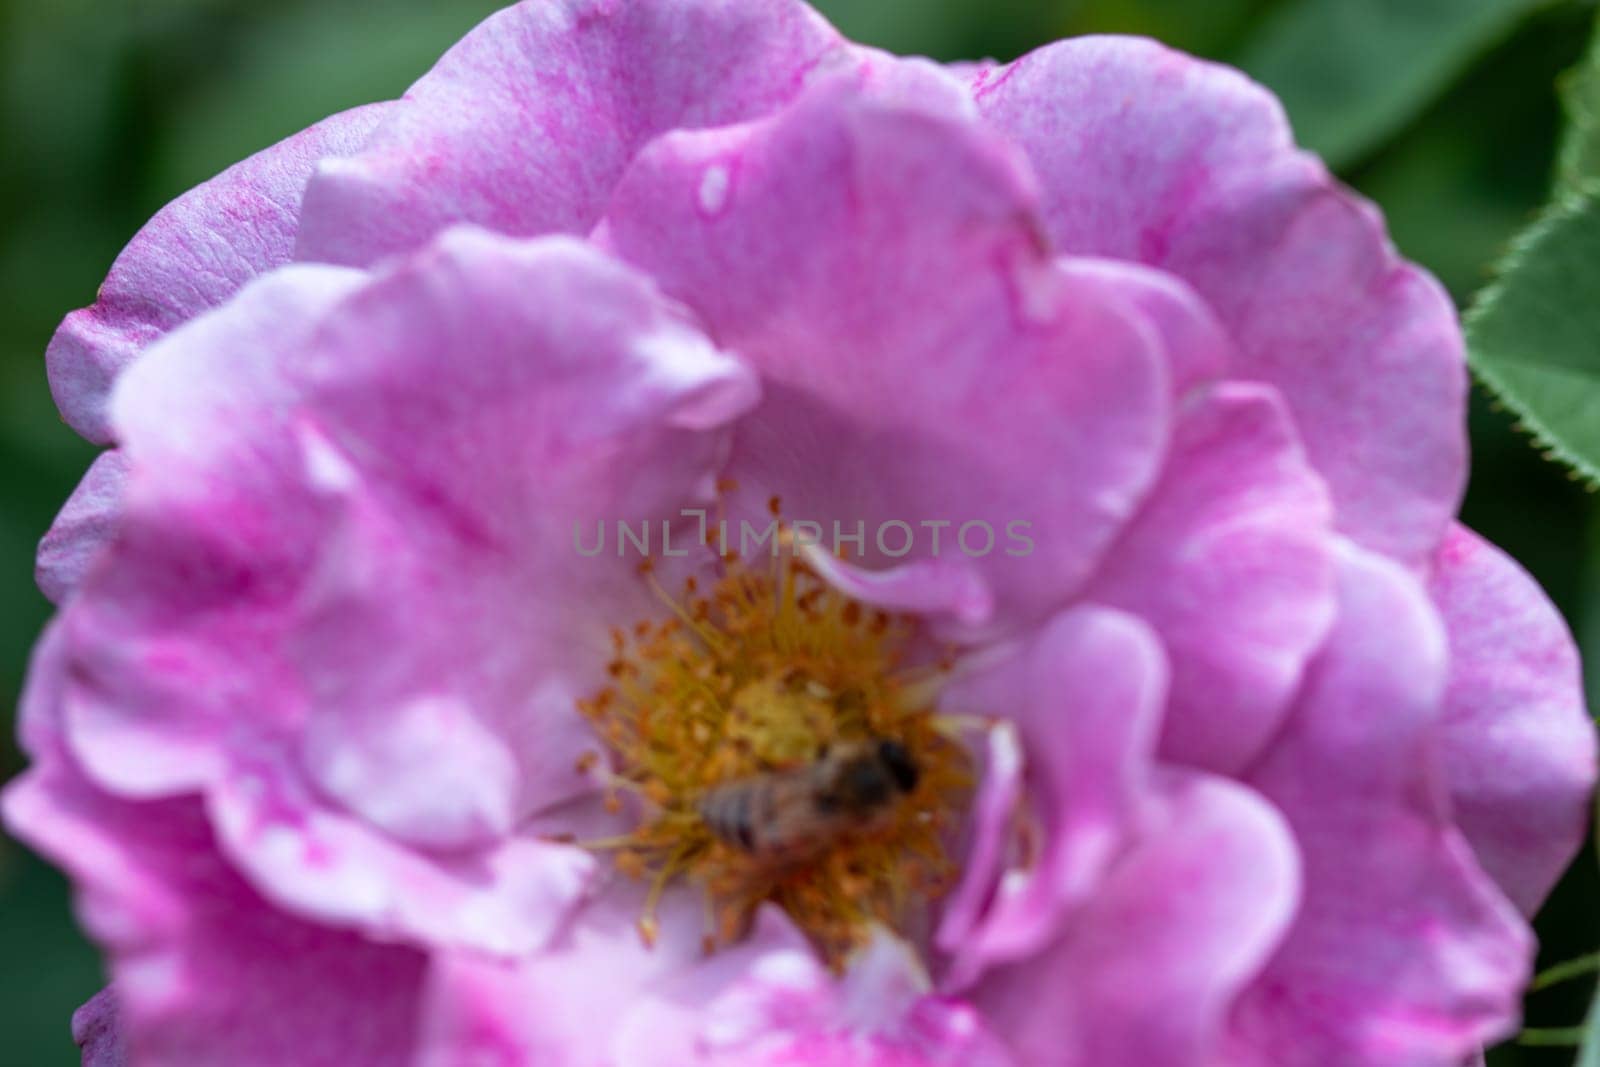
[576,522,971,968]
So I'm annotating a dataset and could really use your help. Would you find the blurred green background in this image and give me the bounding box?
[1,0,1597,1062]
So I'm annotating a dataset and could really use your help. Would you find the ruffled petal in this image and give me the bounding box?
[621,930,1012,1067]
[36,449,130,605]
[421,886,1006,1067]
[933,720,1023,971]
[61,264,369,798]
[603,82,1170,632]
[1088,382,1336,773]
[1053,258,1229,397]
[973,36,1466,566]
[207,749,595,958]
[3,633,427,1067]
[1232,542,1532,1066]
[55,229,755,951]
[1428,525,1596,915]
[296,0,844,266]
[10,788,429,1067]
[971,771,1299,1066]
[936,606,1166,988]
[416,890,803,1066]
[48,104,387,444]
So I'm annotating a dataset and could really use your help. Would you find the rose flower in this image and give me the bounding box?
[10,3,1595,1065]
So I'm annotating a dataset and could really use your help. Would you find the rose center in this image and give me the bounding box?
[577,519,971,966]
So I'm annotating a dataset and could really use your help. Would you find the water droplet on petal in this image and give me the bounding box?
[698,163,731,216]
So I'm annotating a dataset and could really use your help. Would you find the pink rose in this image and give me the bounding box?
[11,3,1594,1065]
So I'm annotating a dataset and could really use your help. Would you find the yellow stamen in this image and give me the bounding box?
[577,519,971,968]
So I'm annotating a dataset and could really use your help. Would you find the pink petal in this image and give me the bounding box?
[1053,258,1230,396]
[48,104,387,444]
[1428,525,1596,915]
[971,771,1300,1066]
[1088,382,1336,774]
[933,719,1023,966]
[36,449,130,605]
[207,750,595,958]
[973,37,1466,567]
[627,930,1012,1067]
[418,891,805,1066]
[73,988,127,1067]
[276,232,756,825]
[18,792,429,1067]
[802,549,994,628]
[4,634,427,1067]
[603,83,1170,632]
[296,0,845,267]
[62,264,370,798]
[1233,542,1532,1065]
[937,606,1166,988]
[56,229,754,949]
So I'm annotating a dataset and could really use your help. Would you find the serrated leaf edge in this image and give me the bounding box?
[1465,186,1600,491]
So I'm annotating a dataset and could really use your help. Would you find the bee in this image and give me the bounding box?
[697,739,921,862]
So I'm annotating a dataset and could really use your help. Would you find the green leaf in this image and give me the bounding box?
[1240,0,1548,169]
[1466,191,1600,488]
[1557,14,1600,195]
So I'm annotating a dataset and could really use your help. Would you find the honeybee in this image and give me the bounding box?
[697,739,920,862]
